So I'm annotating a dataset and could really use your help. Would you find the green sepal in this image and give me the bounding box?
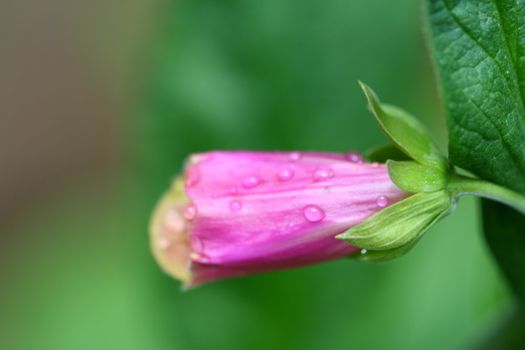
[359,82,447,170]
[336,190,452,250]
[365,144,411,163]
[349,239,419,262]
[387,160,448,193]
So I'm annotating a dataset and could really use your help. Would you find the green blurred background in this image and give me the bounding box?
[0,0,512,349]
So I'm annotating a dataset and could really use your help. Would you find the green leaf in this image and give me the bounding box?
[359,82,447,170]
[387,160,448,193]
[337,191,452,250]
[425,0,525,194]
[365,144,411,163]
[476,305,525,350]
[482,200,525,299]
[481,200,525,348]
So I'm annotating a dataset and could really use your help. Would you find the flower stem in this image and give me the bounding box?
[447,175,525,215]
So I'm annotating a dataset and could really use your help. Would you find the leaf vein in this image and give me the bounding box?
[442,0,524,114]
[491,0,525,116]
[465,95,525,177]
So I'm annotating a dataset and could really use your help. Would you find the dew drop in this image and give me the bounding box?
[190,252,200,260]
[229,186,238,195]
[361,248,367,255]
[289,152,302,161]
[191,252,210,264]
[376,195,389,208]
[229,200,243,212]
[277,167,294,181]
[242,175,261,188]
[303,205,325,223]
[346,151,363,163]
[184,204,197,220]
[313,167,334,182]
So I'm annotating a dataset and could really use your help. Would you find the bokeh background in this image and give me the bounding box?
[0,0,512,349]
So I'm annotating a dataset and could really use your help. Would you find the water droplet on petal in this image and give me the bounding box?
[303,205,325,223]
[313,167,334,182]
[289,152,302,161]
[190,252,200,260]
[229,186,238,195]
[376,195,389,208]
[184,204,197,220]
[277,167,294,181]
[229,200,243,212]
[242,175,261,188]
[191,252,210,264]
[346,151,363,163]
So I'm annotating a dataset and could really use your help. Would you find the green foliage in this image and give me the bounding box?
[477,305,525,350]
[425,0,525,194]
[481,201,525,348]
[359,82,447,170]
[427,0,525,292]
[426,1,525,345]
[388,160,448,193]
[140,1,502,349]
[353,84,451,256]
[2,2,515,350]
[365,144,411,163]
[350,238,419,262]
[483,201,525,300]
[337,191,452,251]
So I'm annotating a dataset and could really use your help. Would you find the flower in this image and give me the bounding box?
[150,151,408,287]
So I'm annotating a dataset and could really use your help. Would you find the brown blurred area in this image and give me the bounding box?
[0,0,157,234]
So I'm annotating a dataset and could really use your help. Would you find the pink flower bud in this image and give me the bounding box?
[150,151,408,287]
